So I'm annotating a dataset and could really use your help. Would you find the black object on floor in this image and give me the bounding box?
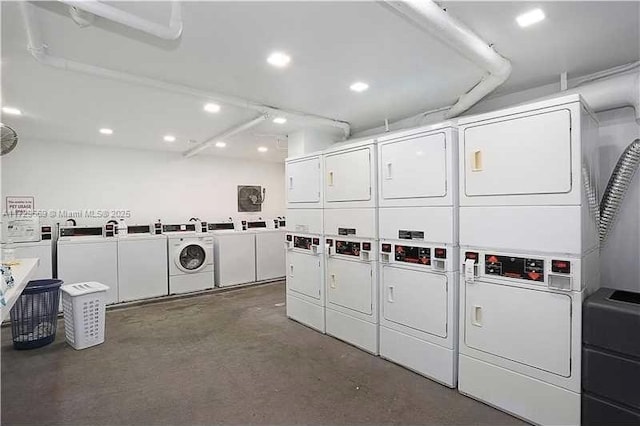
[583,287,640,425]
[10,279,63,350]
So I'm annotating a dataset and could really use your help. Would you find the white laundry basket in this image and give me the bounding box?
[61,282,109,350]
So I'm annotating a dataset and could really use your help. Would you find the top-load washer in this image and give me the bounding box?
[164,223,214,295]
[1,217,54,280]
[117,224,168,302]
[247,220,285,282]
[208,221,256,287]
[456,94,600,425]
[57,225,118,304]
[376,123,459,387]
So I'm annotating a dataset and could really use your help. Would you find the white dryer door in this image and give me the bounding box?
[326,258,372,315]
[464,281,572,377]
[324,148,372,203]
[380,132,447,200]
[287,251,321,300]
[175,243,207,273]
[382,266,447,338]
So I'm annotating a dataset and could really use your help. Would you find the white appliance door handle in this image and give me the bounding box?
[388,285,394,302]
[472,305,483,327]
[472,150,483,171]
[464,259,476,283]
[328,171,334,187]
[385,162,393,180]
[289,176,293,190]
[289,264,294,277]
[330,274,336,289]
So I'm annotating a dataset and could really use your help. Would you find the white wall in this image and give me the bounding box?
[1,139,286,226]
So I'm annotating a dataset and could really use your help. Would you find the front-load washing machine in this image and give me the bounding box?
[247,221,285,282]
[117,224,168,302]
[325,236,378,354]
[285,233,325,332]
[57,226,118,304]
[208,221,256,287]
[165,224,214,295]
[1,217,54,280]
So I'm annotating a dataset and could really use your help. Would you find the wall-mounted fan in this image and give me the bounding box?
[238,185,265,212]
[1,124,18,156]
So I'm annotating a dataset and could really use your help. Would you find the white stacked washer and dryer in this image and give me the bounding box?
[376,122,459,387]
[164,223,214,295]
[285,151,326,332]
[456,94,600,425]
[323,138,379,354]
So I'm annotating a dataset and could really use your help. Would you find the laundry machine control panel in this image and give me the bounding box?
[381,242,452,271]
[286,234,323,254]
[326,238,375,261]
[463,250,579,291]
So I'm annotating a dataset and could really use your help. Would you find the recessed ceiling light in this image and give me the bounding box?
[163,135,176,142]
[267,52,291,68]
[204,103,221,113]
[349,82,369,92]
[2,106,22,116]
[516,8,545,27]
[215,141,226,148]
[99,128,113,135]
[258,146,268,153]
[273,117,287,124]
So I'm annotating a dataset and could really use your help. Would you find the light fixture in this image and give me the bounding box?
[267,51,291,68]
[163,135,176,142]
[99,128,113,135]
[204,103,221,113]
[2,106,22,116]
[273,117,287,124]
[516,8,545,27]
[215,141,226,148]
[349,81,369,92]
[257,146,268,152]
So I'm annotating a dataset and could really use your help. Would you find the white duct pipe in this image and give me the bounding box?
[569,71,640,121]
[383,0,512,118]
[60,0,183,40]
[183,115,269,158]
[20,2,351,140]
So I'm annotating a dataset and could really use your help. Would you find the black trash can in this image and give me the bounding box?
[10,279,63,350]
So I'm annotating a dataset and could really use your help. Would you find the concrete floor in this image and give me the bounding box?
[2,281,523,425]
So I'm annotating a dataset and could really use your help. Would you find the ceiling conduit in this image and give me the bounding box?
[19,2,351,155]
[60,0,184,40]
[184,115,269,158]
[383,0,512,118]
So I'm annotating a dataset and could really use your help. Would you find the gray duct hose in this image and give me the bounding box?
[600,138,640,243]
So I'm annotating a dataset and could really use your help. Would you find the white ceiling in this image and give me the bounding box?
[2,1,638,162]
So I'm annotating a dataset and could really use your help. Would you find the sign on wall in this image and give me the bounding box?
[6,196,34,216]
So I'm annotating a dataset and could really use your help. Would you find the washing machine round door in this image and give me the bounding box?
[176,243,207,273]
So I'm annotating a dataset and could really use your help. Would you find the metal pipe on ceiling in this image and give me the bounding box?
[183,115,269,158]
[19,2,351,153]
[60,0,184,40]
[382,0,512,118]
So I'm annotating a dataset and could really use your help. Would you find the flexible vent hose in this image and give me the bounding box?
[600,138,640,243]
